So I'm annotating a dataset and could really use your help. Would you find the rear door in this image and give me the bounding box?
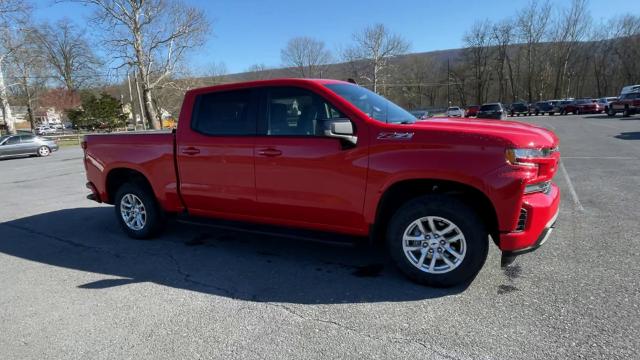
[18,135,39,154]
[176,88,259,218]
[253,86,369,234]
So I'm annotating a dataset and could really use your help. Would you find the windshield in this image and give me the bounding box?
[575,99,591,104]
[325,83,415,124]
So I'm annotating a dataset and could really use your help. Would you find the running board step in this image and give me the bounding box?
[175,215,363,247]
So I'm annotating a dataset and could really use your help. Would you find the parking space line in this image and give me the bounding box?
[559,161,584,211]
[562,156,638,160]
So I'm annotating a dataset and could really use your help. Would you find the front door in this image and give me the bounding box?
[253,86,369,234]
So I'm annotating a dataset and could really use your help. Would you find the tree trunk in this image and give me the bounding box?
[143,87,161,129]
[0,62,16,135]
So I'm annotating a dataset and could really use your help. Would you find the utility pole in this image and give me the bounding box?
[447,58,451,107]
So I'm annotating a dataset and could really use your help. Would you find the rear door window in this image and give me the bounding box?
[19,135,35,143]
[191,89,256,135]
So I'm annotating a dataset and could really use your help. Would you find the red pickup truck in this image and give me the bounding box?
[608,86,640,117]
[83,79,560,287]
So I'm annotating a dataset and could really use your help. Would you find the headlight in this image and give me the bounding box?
[505,148,556,166]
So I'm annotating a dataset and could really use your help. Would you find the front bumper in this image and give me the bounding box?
[499,183,560,265]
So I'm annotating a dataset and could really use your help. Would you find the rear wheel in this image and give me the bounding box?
[114,182,163,239]
[386,195,488,287]
[37,146,51,157]
[623,106,630,117]
[607,107,616,117]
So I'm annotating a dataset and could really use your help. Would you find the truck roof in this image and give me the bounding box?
[186,78,352,95]
[620,85,640,94]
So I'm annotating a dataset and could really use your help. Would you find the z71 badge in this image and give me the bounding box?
[377,132,415,140]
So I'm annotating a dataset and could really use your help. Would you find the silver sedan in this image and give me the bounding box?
[0,134,59,158]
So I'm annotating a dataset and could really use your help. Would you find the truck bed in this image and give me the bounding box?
[83,131,182,211]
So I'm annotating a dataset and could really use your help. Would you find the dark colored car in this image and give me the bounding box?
[410,110,430,120]
[509,102,531,116]
[0,134,59,158]
[464,105,480,117]
[533,101,555,115]
[477,103,507,120]
[575,99,602,114]
[556,100,576,115]
[609,91,640,117]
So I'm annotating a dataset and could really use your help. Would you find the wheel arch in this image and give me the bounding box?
[105,167,155,204]
[371,178,499,246]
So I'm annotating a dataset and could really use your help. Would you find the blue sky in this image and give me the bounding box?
[34,0,639,74]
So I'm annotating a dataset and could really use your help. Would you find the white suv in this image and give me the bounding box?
[446,106,464,117]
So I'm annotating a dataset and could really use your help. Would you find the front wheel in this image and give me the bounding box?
[386,195,488,287]
[114,182,163,239]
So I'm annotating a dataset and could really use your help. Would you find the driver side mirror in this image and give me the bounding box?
[323,118,357,146]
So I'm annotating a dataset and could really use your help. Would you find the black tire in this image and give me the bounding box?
[623,107,630,117]
[549,112,554,116]
[114,182,163,239]
[576,109,580,115]
[37,146,51,157]
[608,107,616,117]
[386,194,489,287]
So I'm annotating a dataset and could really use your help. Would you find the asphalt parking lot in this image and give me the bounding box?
[1,114,638,359]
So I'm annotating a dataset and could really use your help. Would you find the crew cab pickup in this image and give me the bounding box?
[83,79,560,287]
[608,86,640,117]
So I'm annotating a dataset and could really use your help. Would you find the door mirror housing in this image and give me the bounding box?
[322,118,357,146]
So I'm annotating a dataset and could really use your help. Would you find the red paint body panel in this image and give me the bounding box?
[83,78,561,254]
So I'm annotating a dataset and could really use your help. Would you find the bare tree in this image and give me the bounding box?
[516,0,551,101]
[549,0,591,98]
[70,0,210,129]
[33,19,101,91]
[343,23,409,93]
[463,20,494,105]
[9,27,49,131]
[491,20,515,102]
[0,0,29,134]
[281,37,332,78]
[610,15,640,84]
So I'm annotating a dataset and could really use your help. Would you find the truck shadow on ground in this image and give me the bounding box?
[614,132,640,140]
[0,207,469,304]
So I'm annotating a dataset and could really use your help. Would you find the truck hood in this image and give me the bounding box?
[410,117,558,148]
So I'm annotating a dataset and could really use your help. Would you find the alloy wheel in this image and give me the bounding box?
[402,216,467,274]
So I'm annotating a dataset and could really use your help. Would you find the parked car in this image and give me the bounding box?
[477,103,507,120]
[573,98,602,114]
[410,110,430,120]
[82,78,560,287]
[557,100,576,115]
[446,106,464,117]
[464,105,480,117]
[533,101,555,115]
[509,102,531,116]
[0,134,59,158]
[36,126,57,135]
[608,89,640,117]
[596,97,618,113]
